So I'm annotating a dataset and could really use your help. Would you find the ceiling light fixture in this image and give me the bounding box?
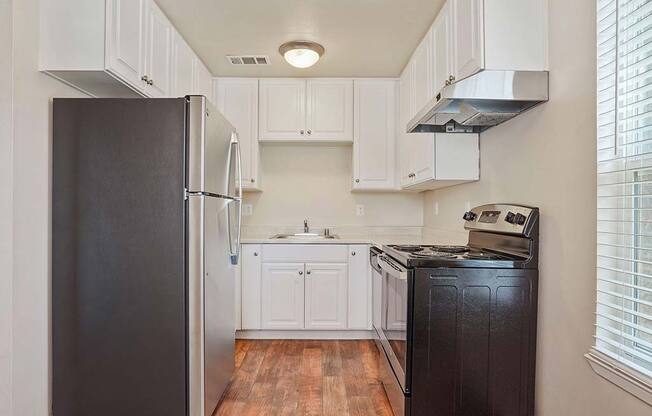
[279,41,325,69]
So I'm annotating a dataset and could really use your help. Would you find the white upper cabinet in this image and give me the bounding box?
[261,263,305,330]
[40,0,213,99]
[259,79,353,142]
[105,0,145,91]
[353,79,398,191]
[194,61,213,100]
[410,33,433,115]
[259,79,306,140]
[401,133,480,191]
[451,0,484,82]
[431,1,454,94]
[215,78,261,191]
[306,79,354,141]
[143,0,172,97]
[304,263,348,330]
[171,34,195,97]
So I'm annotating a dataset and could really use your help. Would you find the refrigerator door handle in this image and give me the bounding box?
[228,134,243,265]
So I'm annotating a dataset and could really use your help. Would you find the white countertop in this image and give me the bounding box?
[240,234,434,249]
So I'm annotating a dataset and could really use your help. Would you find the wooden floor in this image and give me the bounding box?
[213,340,395,416]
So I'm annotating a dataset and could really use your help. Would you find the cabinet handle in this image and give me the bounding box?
[299,271,303,275]
[351,251,356,256]
[449,75,455,82]
[148,79,154,86]
[141,75,149,83]
[408,173,416,178]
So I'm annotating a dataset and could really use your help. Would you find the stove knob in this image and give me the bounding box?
[505,212,516,224]
[463,211,477,221]
[515,213,527,225]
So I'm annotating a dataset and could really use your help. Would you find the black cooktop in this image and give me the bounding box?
[382,244,529,268]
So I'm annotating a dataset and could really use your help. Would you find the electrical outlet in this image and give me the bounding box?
[356,205,365,217]
[242,204,253,217]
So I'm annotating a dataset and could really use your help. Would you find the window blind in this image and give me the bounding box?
[596,0,652,379]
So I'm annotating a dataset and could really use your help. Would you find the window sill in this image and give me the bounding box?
[585,349,652,406]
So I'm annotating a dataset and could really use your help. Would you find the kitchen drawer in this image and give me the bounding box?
[261,244,348,263]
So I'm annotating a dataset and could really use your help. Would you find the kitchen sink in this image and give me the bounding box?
[271,233,339,240]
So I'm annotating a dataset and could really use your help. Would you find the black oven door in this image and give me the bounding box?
[374,253,413,395]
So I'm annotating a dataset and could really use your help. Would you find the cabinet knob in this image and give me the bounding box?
[299,271,303,275]
[355,179,360,183]
[351,251,356,256]
[141,75,149,83]
[251,179,255,183]
[253,252,258,256]
[449,75,455,82]
[307,270,312,275]
[307,130,312,135]
[300,130,305,135]
[148,79,154,86]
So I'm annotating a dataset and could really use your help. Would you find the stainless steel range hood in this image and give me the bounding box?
[407,70,549,134]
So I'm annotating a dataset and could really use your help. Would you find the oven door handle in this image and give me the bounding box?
[378,255,408,280]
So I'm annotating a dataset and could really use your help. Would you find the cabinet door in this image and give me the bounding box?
[306,79,353,141]
[399,67,415,188]
[347,246,371,330]
[241,245,262,330]
[261,263,305,329]
[215,78,260,190]
[410,34,432,115]
[305,263,348,330]
[171,33,195,97]
[431,1,453,93]
[194,61,213,103]
[452,0,484,81]
[353,80,397,191]
[259,79,306,140]
[105,0,145,91]
[144,0,172,97]
[411,134,436,185]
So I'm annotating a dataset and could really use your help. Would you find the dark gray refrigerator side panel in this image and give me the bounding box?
[52,98,188,416]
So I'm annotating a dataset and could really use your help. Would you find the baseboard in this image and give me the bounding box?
[236,329,375,340]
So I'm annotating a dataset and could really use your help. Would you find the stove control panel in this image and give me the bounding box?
[463,204,539,236]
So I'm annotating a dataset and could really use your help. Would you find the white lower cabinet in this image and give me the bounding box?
[347,246,371,329]
[261,263,305,330]
[304,263,348,329]
[240,244,371,333]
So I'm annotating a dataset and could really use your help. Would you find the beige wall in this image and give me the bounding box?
[0,1,13,414]
[243,144,424,228]
[422,0,650,414]
[8,0,86,414]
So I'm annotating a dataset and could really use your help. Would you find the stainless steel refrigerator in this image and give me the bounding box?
[52,96,242,416]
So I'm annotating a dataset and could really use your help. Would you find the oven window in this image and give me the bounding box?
[384,274,408,374]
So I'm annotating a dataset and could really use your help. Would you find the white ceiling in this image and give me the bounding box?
[155,0,445,78]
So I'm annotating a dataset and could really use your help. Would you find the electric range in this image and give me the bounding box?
[370,204,539,416]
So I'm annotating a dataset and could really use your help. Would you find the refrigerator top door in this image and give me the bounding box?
[187,95,241,199]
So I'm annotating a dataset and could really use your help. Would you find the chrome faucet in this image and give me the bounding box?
[304,219,309,233]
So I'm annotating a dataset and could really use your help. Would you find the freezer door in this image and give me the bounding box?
[188,194,236,416]
[187,95,241,198]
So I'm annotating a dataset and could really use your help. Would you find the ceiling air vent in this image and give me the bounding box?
[226,55,270,66]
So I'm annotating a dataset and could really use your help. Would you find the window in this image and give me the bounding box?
[591,0,652,402]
